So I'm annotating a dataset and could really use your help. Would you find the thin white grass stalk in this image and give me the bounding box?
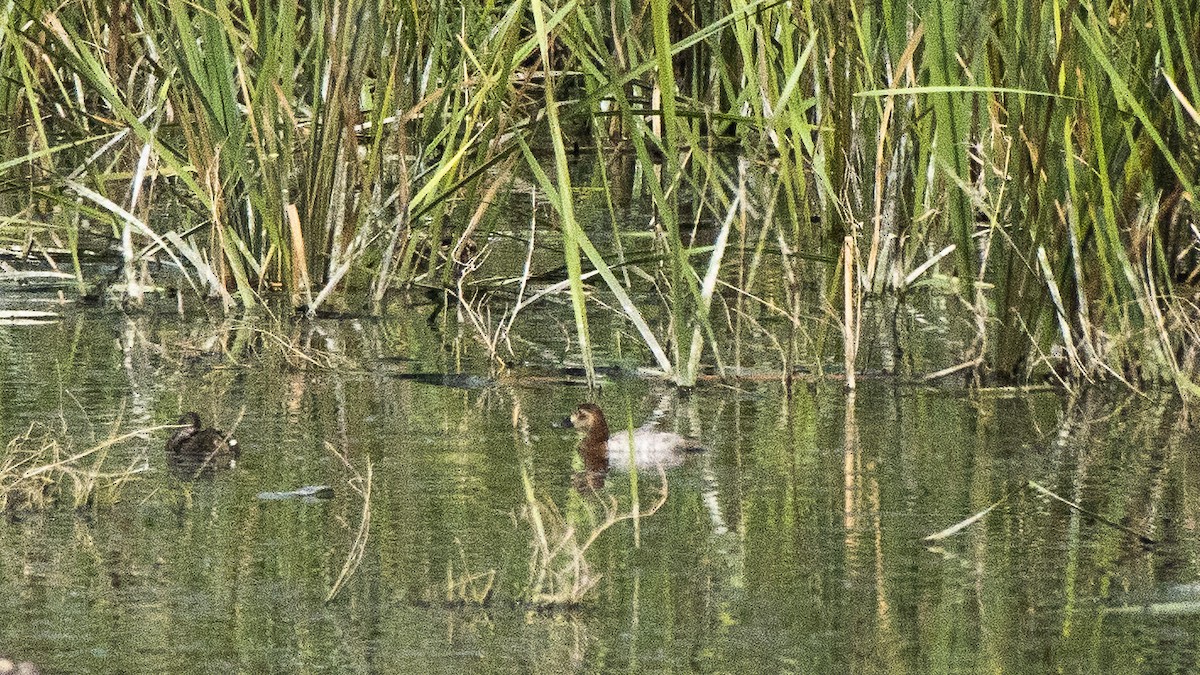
[922,358,985,382]
[0,271,75,281]
[0,310,60,320]
[685,191,738,379]
[500,202,539,349]
[323,151,350,283]
[129,137,154,211]
[843,236,857,390]
[64,180,201,290]
[924,497,1005,541]
[371,203,407,308]
[1163,71,1200,124]
[1036,246,1084,374]
[868,26,924,289]
[1064,202,1099,366]
[511,268,601,314]
[453,282,505,367]
[122,138,157,303]
[309,228,372,315]
[327,458,373,603]
[162,232,234,304]
[903,244,956,287]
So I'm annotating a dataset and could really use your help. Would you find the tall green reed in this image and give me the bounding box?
[1,0,1197,390]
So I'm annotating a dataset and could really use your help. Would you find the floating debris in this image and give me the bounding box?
[257,485,335,501]
[0,270,75,282]
[0,310,61,326]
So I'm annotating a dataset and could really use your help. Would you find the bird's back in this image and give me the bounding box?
[605,428,702,469]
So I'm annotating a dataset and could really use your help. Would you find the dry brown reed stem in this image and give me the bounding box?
[286,204,313,307]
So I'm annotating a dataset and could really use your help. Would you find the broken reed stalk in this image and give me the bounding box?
[326,443,374,603]
[1027,480,1156,545]
[924,481,1156,545]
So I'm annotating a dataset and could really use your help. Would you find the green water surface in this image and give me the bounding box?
[0,311,1198,673]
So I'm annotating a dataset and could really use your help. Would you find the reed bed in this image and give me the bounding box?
[0,1,1196,389]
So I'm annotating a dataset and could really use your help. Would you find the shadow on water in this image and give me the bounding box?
[0,310,1198,672]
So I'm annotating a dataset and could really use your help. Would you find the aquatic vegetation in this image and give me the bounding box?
[0,1,1196,390]
[0,419,156,511]
[925,481,1156,546]
[326,441,373,603]
[519,464,668,607]
[444,539,497,607]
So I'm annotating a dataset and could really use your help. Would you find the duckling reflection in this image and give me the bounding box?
[563,403,704,489]
[165,412,239,478]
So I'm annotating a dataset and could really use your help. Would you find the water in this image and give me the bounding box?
[1,311,1199,673]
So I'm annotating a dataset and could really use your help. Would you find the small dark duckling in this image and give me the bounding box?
[564,403,704,483]
[166,412,239,471]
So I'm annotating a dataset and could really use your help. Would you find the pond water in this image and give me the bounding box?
[1,309,1199,673]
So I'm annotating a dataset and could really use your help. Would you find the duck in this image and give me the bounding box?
[563,403,704,483]
[165,412,240,472]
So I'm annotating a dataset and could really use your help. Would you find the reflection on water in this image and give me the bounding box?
[0,312,1198,673]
